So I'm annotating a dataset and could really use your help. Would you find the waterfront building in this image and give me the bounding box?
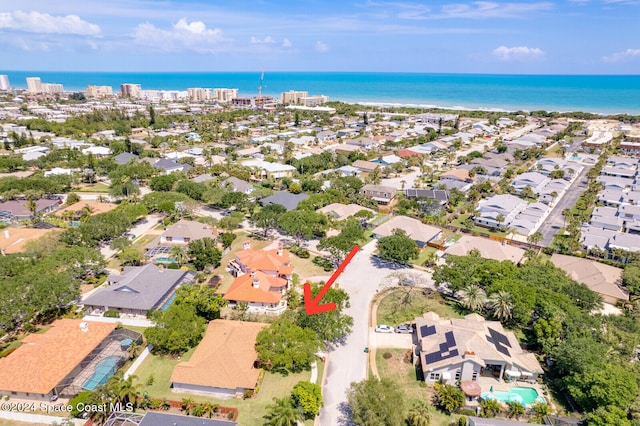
[213,88,238,103]
[0,75,9,91]
[120,83,142,98]
[26,77,42,93]
[188,88,211,101]
[86,85,113,98]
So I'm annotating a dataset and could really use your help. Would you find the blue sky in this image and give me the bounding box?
[0,0,638,74]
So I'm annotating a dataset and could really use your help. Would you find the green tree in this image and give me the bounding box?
[256,316,321,373]
[376,229,419,263]
[584,405,631,426]
[118,247,143,266]
[622,263,640,295]
[457,285,487,312]
[347,377,406,426]
[251,203,287,237]
[169,246,189,266]
[433,383,464,414]
[406,400,432,426]
[566,364,638,412]
[220,232,237,249]
[289,182,302,194]
[527,231,543,246]
[187,237,222,270]
[291,381,323,419]
[279,210,328,245]
[479,398,502,418]
[219,191,249,210]
[486,290,513,321]
[144,303,206,355]
[263,397,304,426]
[150,174,179,192]
[296,283,353,345]
[175,284,227,321]
[506,401,525,419]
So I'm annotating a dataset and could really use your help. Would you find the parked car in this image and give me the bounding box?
[375,324,394,333]
[395,324,414,334]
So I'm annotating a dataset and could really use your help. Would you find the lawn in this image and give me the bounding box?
[411,246,438,267]
[376,288,462,326]
[76,182,111,193]
[451,213,508,237]
[375,349,457,426]
[134,350,316,426]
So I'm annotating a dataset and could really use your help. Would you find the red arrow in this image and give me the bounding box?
[303,245,360,315]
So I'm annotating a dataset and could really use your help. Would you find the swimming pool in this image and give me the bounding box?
[82,356,121,390]
[491,387,544,406]
[156,257,177,263]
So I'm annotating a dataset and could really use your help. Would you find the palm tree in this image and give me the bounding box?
[506,401,525,419]
[79,204,94,223]
[434,383,464,414]
[486,291,513,321]
[202,401,218,418]
[127,342,140,359]
[115,374,140,407]
[24,199,37,220]
[457,285,487,312]
[479,398,502,418]
[406,400,432,426]
[495,213,505,229]
[561,208,571,229]
[263,397,303,426]
[170,246,189,266]
[527,231,543,250]
[181,397,194,415]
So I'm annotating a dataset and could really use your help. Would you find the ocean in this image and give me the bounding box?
[2,71,640,115]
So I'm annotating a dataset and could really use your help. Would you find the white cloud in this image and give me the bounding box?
[440,2,553,19]
[0,10,101,35]
[315,41,329,53]
[492,45,544,61]
[250,35,275,44]
[133,18,225,53]
[603,48,640,62]
[282,38,292,48]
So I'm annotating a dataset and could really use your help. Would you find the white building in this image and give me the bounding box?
[188,88,211,102]
[0,75,9,91]
[86,85,113,98]
[213,88,238,103]
[26,77,42,94]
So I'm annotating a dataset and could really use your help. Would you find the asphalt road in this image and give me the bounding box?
[317,241,434,425]
[538,166,591,246]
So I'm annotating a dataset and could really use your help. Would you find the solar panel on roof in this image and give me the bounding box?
[420,325,436,337]
[424,330,458,365]
[487,328,511,357]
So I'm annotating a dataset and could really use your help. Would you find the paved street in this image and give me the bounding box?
[538,166,591,246]
[317,241,433,425]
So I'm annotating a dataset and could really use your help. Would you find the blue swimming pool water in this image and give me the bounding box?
[492,387,543,406]
[159,293,177,311]
[82,356,121,390]
[156,257,177,263]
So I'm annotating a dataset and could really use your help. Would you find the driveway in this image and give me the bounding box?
[368,331,413,349]
[538,166,591,246]
[380,168,422,190]
[317,241,433,425]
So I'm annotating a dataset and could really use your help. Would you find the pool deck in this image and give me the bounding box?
[471,373,547,406]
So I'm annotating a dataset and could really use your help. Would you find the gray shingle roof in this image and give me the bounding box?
[260,191,309,211]
[139,412,237,426]
[83,264,195,311]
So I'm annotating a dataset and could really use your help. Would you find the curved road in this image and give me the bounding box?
[317,241,433,425]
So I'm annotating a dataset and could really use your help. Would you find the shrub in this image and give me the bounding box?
[312,256,334,271]
[458,416,468,426]
[0,347,17,358]
[167,263,180,270]
[104,310,120,318]
[228,412,234,420]
[289,245,310,258]
[383,352,392,359]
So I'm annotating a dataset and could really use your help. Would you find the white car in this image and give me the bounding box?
[375,324,394,333]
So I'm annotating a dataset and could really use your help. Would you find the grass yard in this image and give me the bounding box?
[411,246,438,267]
[76,182,111,193]
[451,214,508,237]
[375,349,457,426]
[290,254,327,280]
[376,288,462,326]
[134,350,315,426]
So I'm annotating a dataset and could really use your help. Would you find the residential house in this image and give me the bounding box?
[596,175,634,191]
[133,412,237,426]
[534,158,574,178]
[372,215,441,247]
[83,264,196,316]
[440,168,473,183]
[335,165,361,177]
[260,191,309,211]
[346,137,378,150]
[145,219,217,259]
[113,152,139,165]
[589,206,622,231]
[317,203,375,220]
[416,312,542,386]
[225,244,293,314]
[372,154,402,165]
[509,202,549,236]
[222,176,254,194]
[0,198,60,221]
[360,184,397,205]
[153,158,191,174]
[351,160,380,175]
[511,172,550,195]
[191,173,216,183]
[443,235,525,264]
[0,227,56,255]
[44,167,72,177]
[404,189,449,206]
[171,320,268,399]
[56,200,117,220]
[244,160,296,179]
[474,194,527,229]
[0,319,134,400]
[550,254,628,305]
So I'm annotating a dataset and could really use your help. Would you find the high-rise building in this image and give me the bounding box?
[213,88,238,103]
[41,83,64,94]
[0,75,9,91]
[281,90,308,105]
[26,77,42,93]
[303,95,329,107]
[120,83,142,98]
[86,85,113,98]
[188,88,211,102]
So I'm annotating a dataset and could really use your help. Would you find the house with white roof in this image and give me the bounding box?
[243,160,296,179]
[511,172,550,195]
[474,194,527,230]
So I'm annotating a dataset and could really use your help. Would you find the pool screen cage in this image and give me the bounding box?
[55,328,143,398]
[104,411,144,426]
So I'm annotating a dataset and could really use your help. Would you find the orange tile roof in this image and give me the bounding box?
[0,228,56,254]
[224,271,286,304]
[0,319,116,394]
[235,248,293,275]
[56,200,117,217]
[171,320,268,390]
